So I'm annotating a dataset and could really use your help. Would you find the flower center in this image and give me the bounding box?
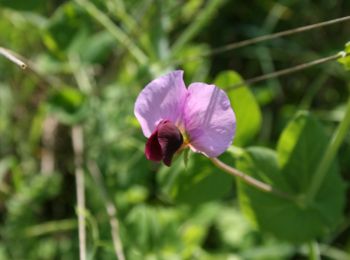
[145,120,184,166]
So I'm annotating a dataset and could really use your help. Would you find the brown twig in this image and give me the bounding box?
[226,52,347,90]
[177,15,350,63]
[209,157,295,201]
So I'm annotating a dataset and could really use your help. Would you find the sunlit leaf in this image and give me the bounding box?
[214,70,262,146]
[236,112,346,243]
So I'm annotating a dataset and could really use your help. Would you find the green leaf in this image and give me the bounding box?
[338,42,350,70]
[0,0,46,11]
[47,87,87,125]
[79,32,115,63]
[236,112,346,243]
[157,152,233,206]
[43,3,92,57]
[125,205,181,253]
[214,71,262,146]
[278,112,325,193]
[170,0,225,56]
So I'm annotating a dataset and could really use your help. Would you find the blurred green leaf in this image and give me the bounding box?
[79,31,115,63]
[47,87,87,124]
[0,0,46,11]
[148,0,169,61]
[236,112,346,243]
[180,44,210,82]
[125,205,181,255]
[43,2,92,57]
[214,71,262,146]
[215,207,255,250]
[158,152,233,206]
[181,0,204,21]
[171,0,225,57]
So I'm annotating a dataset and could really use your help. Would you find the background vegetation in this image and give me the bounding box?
[0,0,350,259]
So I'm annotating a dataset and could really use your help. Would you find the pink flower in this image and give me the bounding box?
[134,70,236,166]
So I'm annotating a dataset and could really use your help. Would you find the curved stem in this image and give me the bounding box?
[306,96,350,204]
[308,241,320,260]
[209,157,295,201]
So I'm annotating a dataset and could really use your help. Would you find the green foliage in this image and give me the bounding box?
[2,174,63,259]
[158,152,233,206]
[1,0,350,258]
[338,42,350,70]
[214,71,262,146]
[0,0,46,11]
[170,0,226,57]
[47,87,87,124]
[236,113,346,243]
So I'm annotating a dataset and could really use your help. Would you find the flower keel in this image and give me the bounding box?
[145,120,183,166]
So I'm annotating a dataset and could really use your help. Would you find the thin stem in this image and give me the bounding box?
[25,219,77,237]
[0,47,27,69]
[0,46,64,87]
[318,244,350,260]
[209,157,295,201]
[41,116,58,176]
[72,126,86,260]
[306,96,350,204]
[87,161,126,260]
[308,241,320,260]
[178,15,350,63]
[75,0,148,65]
[227,52,347,90]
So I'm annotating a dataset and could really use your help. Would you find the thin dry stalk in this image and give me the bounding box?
[210,157,295,201]
[87,161,125,260]
[0,47,27,69]
[72,126,86,260]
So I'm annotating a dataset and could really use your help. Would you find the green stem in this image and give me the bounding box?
[306,97,350,203]
[75,0,148,65]
[308,241,320,260]
[24,219,77,237]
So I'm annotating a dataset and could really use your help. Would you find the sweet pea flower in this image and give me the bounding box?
[134,70,236,166]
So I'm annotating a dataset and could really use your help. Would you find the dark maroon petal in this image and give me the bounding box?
[157,120,183,166]
[145,130,162,162]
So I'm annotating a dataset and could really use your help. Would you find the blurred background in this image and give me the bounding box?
[0,0,350,259]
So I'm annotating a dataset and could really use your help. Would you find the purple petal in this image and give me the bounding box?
[183,83,236,157]
[134,70,187,137]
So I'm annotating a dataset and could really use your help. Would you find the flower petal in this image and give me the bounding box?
[184,83,236,157]
[157,120,183,166]
[144,120,184,166]
[145,130,162,162]
[134,70,187,137]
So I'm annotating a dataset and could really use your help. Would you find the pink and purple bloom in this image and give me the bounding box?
[134,70,236,166]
